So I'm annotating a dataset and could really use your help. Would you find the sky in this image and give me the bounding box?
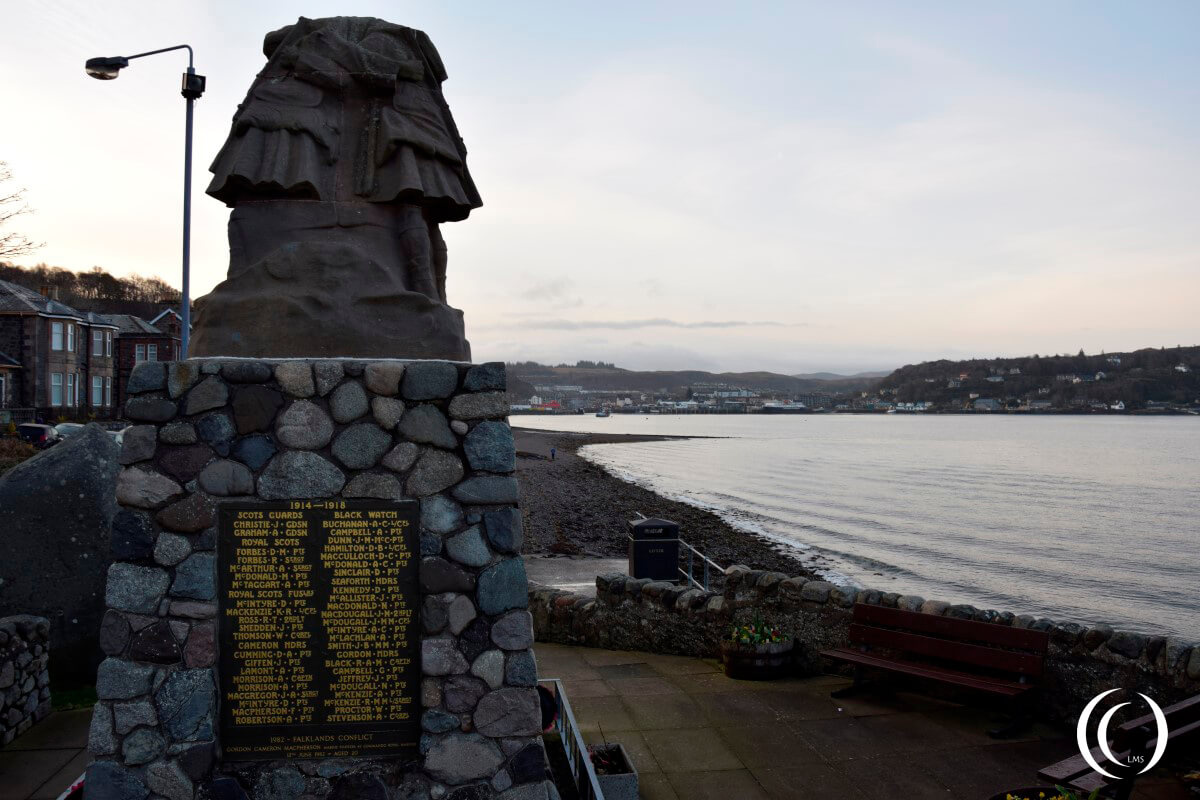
[2,1,1198,374]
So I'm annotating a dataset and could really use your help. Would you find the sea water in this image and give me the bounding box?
[511,414,1200,640]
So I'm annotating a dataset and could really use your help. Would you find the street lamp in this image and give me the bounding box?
[85,45,205,358]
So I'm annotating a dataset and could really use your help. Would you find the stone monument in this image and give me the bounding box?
[86,18,548,800]
[189,16,481,360]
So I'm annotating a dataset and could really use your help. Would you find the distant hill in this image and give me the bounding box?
[505,363,881,397]
[877,346,1200,408]
[792,370,891,380]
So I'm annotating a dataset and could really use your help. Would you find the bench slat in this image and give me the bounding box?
[853,603,1049,651]
[1116,693,1200,737]
[1039,707,1200,787]
[849,624,1045,676]
[821,647,1030,696]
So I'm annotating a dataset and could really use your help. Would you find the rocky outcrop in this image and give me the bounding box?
[0,424,119,685]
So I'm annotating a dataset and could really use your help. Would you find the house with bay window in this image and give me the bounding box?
[0,280,118,422]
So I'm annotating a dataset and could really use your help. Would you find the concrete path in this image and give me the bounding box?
[526,556,627,597]
[534,642,1190,800]
[1,654,1189,799]
[0,708,90,800]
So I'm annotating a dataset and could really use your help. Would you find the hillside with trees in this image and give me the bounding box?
[0,261,179,317]
[877,346,1200,410]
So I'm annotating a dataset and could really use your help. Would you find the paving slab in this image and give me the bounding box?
[715,723,824,768]
[636,771,681,800]
[620,692,706,730]
[666,768,772,800]
[642,727,744,773]
[29,750,89,800]
[0,748,79,800]
[3,709,92,751]
[535,642,1189,799]
[0,709,92,800]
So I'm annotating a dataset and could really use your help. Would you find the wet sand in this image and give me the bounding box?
[514,428,817,577]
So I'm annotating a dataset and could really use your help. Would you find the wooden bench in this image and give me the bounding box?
[1038,693,1199,800]
[820,603,1049,737]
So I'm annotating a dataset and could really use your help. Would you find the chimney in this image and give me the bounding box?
[38,285,60,300]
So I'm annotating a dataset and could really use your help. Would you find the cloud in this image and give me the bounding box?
[480,318,798,331]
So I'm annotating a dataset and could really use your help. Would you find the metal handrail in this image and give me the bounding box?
[678,538,723,591]
[539,677,606,800]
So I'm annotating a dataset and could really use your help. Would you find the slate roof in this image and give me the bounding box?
[0,279,86,318]
[84,311,119,329]
[100,314,163,335]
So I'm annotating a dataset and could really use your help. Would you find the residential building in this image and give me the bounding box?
[148,308,187,355]
[102,314,181,412]
[0,280,118,421]
[0,351,19,410]
[974,398,1002,411]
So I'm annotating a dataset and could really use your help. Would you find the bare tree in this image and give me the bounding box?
[0,161,42,259]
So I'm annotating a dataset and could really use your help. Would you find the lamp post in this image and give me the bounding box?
[86,45,205,358]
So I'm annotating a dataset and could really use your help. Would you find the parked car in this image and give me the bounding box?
[54,422,87,439]
[17,424,61,449]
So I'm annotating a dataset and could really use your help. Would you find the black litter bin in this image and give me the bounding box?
[627,517,680,581]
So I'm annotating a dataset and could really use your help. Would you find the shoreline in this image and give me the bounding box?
[514,427,823,578]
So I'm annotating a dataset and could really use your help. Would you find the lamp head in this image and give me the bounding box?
[85,56,130,80]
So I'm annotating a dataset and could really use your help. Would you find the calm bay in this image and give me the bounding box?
[512,414,1200,640]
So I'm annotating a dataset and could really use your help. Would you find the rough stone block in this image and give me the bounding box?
[365,362,405,396]
[96,657,154,700]
[231,385,284,434]
[402,362,459,400]
[452,476,520,505]
[448,392,508,421]
[464,421,516,473]
[330,381,369,423]
[463,363,505,392]
[258,451,345,499]
[407,450,465,497]
[128,362,167,394]
[399,405,457,449]
[117,467,184,509]
[332,423,392,469]
[106,564,170,614]
[477,559,529,615]
[424,734,504,784]
[274,362,314,397]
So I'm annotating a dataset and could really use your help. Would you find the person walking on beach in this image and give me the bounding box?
[550,447,556,461]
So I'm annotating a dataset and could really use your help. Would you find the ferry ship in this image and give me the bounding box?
[759,402,812,414]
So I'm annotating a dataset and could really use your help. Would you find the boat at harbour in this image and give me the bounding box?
[760,402,813,414]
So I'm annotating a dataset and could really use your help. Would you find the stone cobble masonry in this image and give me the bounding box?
[87,359,554,800]
[530,567,1200,725]
[0,615,52,746]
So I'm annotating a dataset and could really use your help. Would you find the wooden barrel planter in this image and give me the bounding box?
[720,640,794,680]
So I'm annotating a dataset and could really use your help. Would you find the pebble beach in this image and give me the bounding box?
[514,427,815,577]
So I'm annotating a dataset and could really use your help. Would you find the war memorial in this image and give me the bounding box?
[0,11,1196,800]
[82,17,547,800]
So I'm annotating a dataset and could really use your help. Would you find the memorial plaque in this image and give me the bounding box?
[218,499,420,760]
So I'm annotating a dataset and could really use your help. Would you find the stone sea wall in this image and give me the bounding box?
[531,567,1200,723]
[0,615,52,746]
[87,358,552,800]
